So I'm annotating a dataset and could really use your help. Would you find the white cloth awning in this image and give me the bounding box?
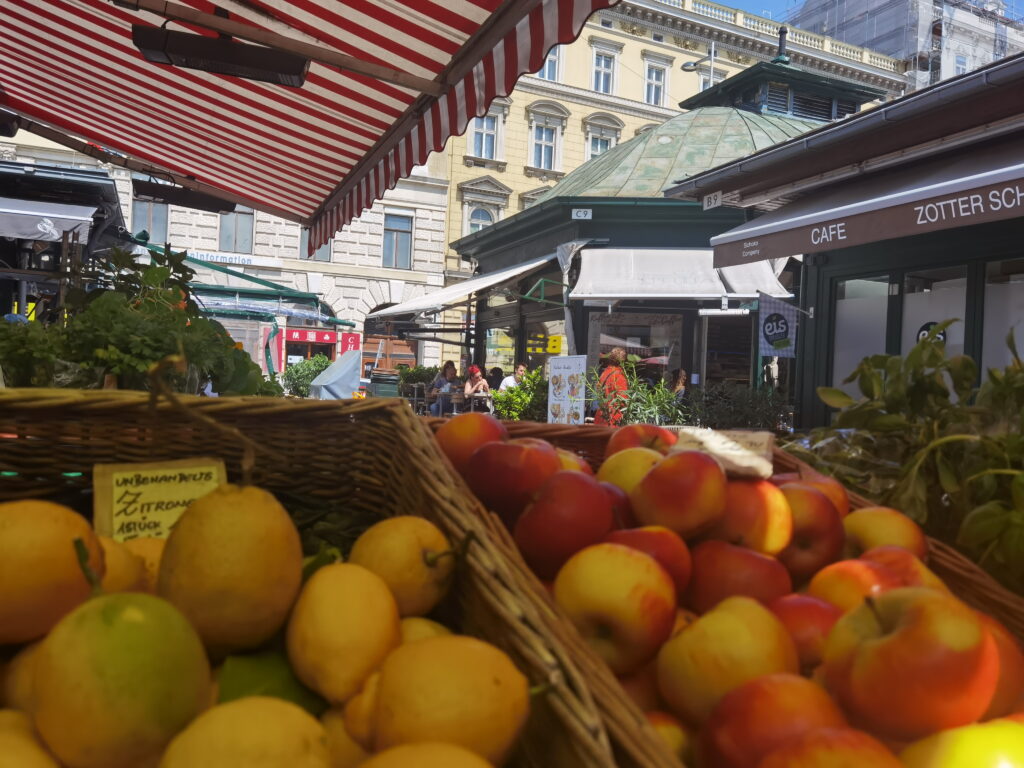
[367,253,555,319]
[568,248,790,301]
[0,197,96,242]
[711,139,1024,267]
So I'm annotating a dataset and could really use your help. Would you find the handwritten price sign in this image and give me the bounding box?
[93,458,227,541]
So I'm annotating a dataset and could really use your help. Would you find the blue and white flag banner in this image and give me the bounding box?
[758,292,799,359]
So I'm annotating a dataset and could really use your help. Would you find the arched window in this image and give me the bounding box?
[468,207,494,233]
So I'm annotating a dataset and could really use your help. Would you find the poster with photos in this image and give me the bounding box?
[547,355,587,425]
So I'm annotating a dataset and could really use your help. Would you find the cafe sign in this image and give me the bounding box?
[713,176,1024,268]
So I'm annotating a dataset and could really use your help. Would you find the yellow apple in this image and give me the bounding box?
[656,596,798,725]
[900,719,1024,767]
[596,447,662,495]
[842,507,928,559]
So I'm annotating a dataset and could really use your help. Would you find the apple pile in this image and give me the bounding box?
[435,414,1024,767]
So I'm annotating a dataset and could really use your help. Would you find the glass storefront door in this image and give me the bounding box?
[586,312,684,383]
[901,266,968,357]
[832,275,890,395]
[983,258,1024,371]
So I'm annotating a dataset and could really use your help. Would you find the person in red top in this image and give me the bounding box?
[594,347,628,426]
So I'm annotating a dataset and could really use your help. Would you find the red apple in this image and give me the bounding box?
[705,479,793,556]
[605,424,677,459]
[757,726,903,768]
[618,660,662,712]
[630,451,727,538]
[554,543,676,675]
[606,526,692,599]
[514,471,614,580]
[768,594,844,674]
[600,481,639,529]
[556,448,594,475]
[464,437,561,527]
[859,546,948,592]
[776,483,845,582]
[434,412,507,475]
[802,474,850,518]
[700,673,848,768]
[979,612,1024,719]
[843,506,928,560]
[823,587,1000,741]
[806,558,902,613]
[646,710,693,763]
[685,540,792,614]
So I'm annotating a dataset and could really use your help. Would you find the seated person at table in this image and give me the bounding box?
[429,361,461,416]
[499,362,527,391]
[464,365,490,399]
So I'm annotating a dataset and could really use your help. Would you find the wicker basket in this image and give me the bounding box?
[423,418,1024,765]
[0,389,644,768]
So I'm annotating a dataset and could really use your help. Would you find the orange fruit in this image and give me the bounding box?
[98,536,147,593]
[348,516,454,617]
[370,635,528,764]
[121,537,166,593]
[287,563,400,704]
[0,500,105,644]
[359,742,493,768]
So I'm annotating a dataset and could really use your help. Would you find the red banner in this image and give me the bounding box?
[340,332,361,352]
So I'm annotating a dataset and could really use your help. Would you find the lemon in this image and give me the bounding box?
[1,641,39,712]
[348,516,454,617]
[158,484,303,656]
[33,593,210,768]
[121,537,166,593]
[99,536,148,593]
[287,563,400,704]
[0,500,105,644]
[359,742,494,768]
[159,696,330,768]
[370,635,529,765]
[0,717,60,768]
[399,617,453,644]
[320,707,369,768]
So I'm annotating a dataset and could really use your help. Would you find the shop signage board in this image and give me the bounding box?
[93,458,227,541]
[713,175,1024,267]
[547,355,587,425]
[758,293,799,359]
[285,328,338,344]
[340,332,361,352]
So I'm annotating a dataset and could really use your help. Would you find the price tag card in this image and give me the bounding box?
[93,457,227,541]
[668,428,775,479]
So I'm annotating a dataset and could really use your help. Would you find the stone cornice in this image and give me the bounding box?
[608,0,907,93]
[516,76,677,121]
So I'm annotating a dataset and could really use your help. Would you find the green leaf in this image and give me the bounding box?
[935,453,959,494]
[957,500,1012,550]
[217,650,327,716]
[866,413,907,432]
[301,544,342,583]
[1012,473,1024,512]
[816,387,855,409]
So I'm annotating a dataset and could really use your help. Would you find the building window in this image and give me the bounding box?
[132,199,168,245]
[600,18,613,28]
[645,64,666,106]
[219,206,253,254]
[472,115,497,159]
[533,125,556,169]
[583,112,624,161]
[468,207,494,234]
[382,214,412,269]
[537,47,559,80]
[593,52,615,94]
[653,32,664,42]
[298,228,332,262]
[700,67,728,92]
[955,54,968,74]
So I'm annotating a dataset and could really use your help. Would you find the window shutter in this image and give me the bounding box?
[791,91,834,121]
[765,82,790,113]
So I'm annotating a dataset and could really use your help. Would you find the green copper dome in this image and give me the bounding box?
[536,107,817,201]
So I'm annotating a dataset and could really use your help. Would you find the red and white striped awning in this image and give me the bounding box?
[1,0,616,254]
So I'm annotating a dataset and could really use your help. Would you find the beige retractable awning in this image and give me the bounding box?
[568,248,790,301]
[367,253,555,319]
[711,140,1024,267]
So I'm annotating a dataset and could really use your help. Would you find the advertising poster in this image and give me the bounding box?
[547,355,587,425]
[758,292,799,359]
